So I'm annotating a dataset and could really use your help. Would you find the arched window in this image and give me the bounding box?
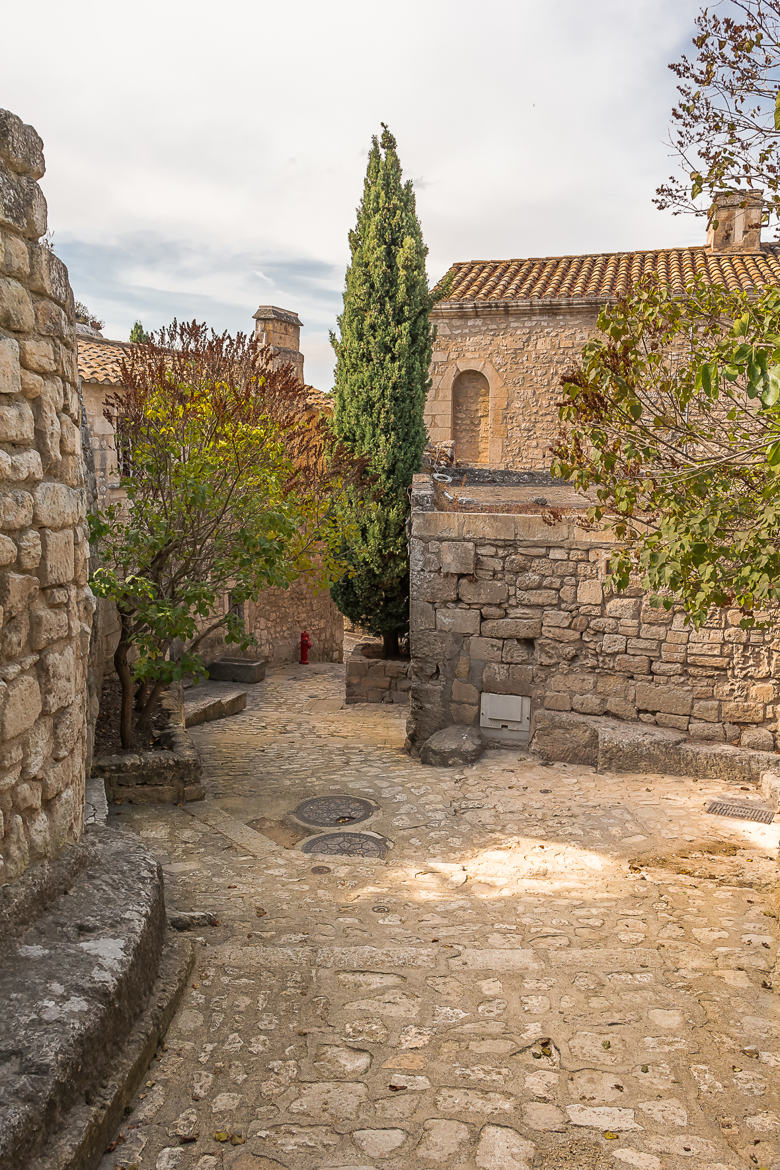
[452,370,490,465]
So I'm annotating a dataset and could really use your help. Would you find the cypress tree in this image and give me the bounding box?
[330,125,433,657]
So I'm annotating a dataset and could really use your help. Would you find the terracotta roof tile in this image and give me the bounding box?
[434,245,780,305]
[76,337,130,386]
[77,336,331,413]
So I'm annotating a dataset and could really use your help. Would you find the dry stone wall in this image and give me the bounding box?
[408,479,780,756]
[427,303,598,469]
[0,111,92,882]
[345,640,411,704]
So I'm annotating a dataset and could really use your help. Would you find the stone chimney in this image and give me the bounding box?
[707,191,764,253]
[253,305,304,383]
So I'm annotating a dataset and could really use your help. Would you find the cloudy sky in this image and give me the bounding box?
[5,0,703,389]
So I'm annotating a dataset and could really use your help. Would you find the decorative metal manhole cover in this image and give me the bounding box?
[706,800,776,825]
[301,832,389,858]
[293,795,375,828]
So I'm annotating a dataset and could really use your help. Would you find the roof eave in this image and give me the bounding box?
[432,295,615,316]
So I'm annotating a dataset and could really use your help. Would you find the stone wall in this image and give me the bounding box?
[0,111,93,882]
[345,640,411,704]
[195,573,344,668]
[408,476,780,757]
[426,302,598,469]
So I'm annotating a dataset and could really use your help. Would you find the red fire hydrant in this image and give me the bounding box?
[300,630,312,665]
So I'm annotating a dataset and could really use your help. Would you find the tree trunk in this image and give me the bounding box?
[382,630,400,659]
[136,678,165,738]
[114,633,135,750]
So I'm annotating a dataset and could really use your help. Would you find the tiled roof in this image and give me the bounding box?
[434,245,780,305]
[77,337,129,385]
[77,336,330,412]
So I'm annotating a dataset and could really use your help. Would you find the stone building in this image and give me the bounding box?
[0,111,94,881]
[77,312,344,668]
[426,192,780,468]
[407,474,780,776]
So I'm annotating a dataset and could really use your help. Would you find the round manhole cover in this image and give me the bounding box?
[293,795,375,828]
[301,832,389,858]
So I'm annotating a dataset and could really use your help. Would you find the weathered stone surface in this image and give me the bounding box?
[440,540,475,575]
[0,825,189,1170]
[597,721,687,774]
[0,109,92,884]
[566,1104,640,1130]
[458,577,507,604]
[420,724,483,766]
[475,1124,536,1168]
[530,709,598,765]
[287,1081,368,1121]
[481,618,541,638]
[38,527,74,586]
[415,1118,470,1161]
[353,1127,406,1155]
[312,1044,371,1078]
[436,606,480,634]
[0,673,42,740]
[184,683,248,729]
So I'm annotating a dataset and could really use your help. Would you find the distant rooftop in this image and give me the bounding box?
[76,335,129,386]
[76,334,329,412]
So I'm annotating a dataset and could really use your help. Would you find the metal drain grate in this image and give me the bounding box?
[301,832,388,858]
[705,800,776,825]
[293,795,375,828]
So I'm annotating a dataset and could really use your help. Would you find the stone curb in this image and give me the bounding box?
[0,826,169,1170]
[30,932,194,1170]
[184,686,247,728]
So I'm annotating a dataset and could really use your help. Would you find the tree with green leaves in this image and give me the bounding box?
[90,321,357,748]
[330,124,434,658]
[554,0,780,627]
[552,278,780,625]
[129,320,150,343]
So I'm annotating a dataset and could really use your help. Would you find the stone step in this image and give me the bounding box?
[0,825,191,1170]
[184,685,247,728]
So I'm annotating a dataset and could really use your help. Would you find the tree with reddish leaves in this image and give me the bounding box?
[655,0,780,230]
[89,321,359,748]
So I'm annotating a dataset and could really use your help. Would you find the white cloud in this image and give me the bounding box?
[4,0,702,388]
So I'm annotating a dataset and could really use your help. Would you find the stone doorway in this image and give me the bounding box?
[452,369,490,464]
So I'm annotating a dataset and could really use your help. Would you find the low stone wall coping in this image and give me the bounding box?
[411,509,613,545]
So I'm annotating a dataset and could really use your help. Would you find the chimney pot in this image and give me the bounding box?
[252,305,304,382]
[707,191,764,253]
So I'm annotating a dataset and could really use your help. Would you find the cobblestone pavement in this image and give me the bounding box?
[99,660,780,1170]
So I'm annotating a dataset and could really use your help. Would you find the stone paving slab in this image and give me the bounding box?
[97,660,779,1170]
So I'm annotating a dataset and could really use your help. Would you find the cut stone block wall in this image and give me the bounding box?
[0,110,93,882]
[426,302,598,470]
[345,641,411,704]
[407,476,780,755]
